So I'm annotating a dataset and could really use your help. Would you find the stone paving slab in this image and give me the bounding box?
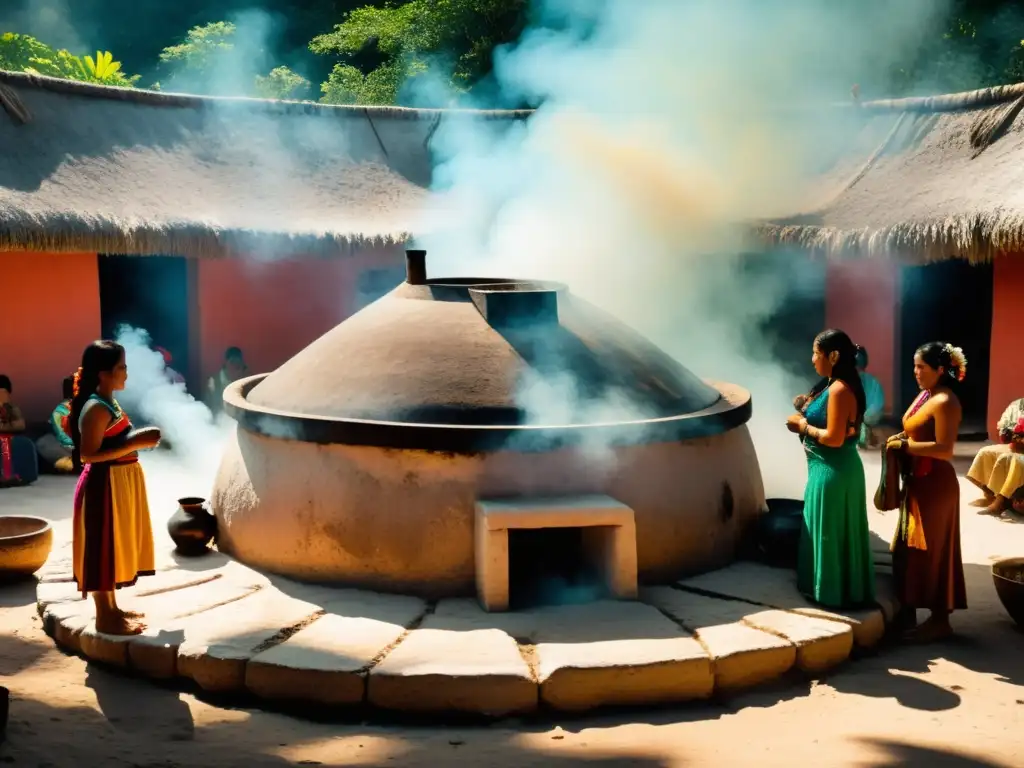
[642,586,854,680]
[640,587,795,691]
[367,624,537,717]
[176,587,327,693]
[426,598,713,711]
[679,562,889,648]
[245,590,427,706]
[46,576,263,671]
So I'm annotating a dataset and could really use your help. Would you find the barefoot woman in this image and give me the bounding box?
[886,342,968,642]
[70,341,161,635]
[787,329,875,608]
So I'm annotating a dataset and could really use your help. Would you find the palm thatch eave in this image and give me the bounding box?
[755,80,1024,264]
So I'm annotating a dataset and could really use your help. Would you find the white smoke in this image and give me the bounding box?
[0,0,87,54]
[414,0,952,498]
[115,325,231,497]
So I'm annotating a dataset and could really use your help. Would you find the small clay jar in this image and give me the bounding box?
[167,497,217,556]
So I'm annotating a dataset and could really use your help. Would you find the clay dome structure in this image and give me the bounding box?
[211,250,766,600]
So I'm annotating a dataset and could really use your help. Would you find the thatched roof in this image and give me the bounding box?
[755,83,1024,263]
[0,70,531,258]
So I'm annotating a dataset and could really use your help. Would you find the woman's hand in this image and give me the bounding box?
[793,394,809,412]
[785,414,806,434]
[886,435,906,452]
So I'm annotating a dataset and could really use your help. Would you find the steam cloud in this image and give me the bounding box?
[414,0,955,497]
[10,1,969,502]
[115,325,230,497]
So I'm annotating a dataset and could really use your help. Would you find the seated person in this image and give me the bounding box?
[968,398,1024,516]
[155,346,186,386]
[205,346,248,413]
[34,375,76,474]
[856,347,886,448]
[0,374,39,486]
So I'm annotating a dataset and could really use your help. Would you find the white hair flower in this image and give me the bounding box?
[945,343,967,382]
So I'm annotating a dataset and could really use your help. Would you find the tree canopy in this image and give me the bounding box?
[311,0,528,105]
[2,0,1024,105]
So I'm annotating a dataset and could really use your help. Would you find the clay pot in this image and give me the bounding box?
[0,516,53,580]
[755,498,804,569]
[992,557,1024,627]
[167,497,217,556]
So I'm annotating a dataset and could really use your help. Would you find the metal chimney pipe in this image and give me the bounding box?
[405,249,427,285]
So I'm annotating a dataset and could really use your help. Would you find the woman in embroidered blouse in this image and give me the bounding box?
[786,329,875,608]
[886,341,967,643]
[71,341,161,636]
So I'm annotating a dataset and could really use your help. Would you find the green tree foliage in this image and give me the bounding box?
[888,0,1024,94]
[157,22,310,100]
[254,65,312,100]
[0,32,140,86]
[310,0,528,105]
[158,21,238,77]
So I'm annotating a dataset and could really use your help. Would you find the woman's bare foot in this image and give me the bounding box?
[95,613,146,636]
[969,495,994,508]
[978,499,1005,516]
[114,607,145,620]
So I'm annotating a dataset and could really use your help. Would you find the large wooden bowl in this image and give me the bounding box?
[992,557,1024,628]
[0,516,53,579]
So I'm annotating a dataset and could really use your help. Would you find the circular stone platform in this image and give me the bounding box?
[35,531,898,717]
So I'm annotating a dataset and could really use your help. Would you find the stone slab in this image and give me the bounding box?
[246,590,426,706]
[643,586,853,678]
[477,495,634,530]
[36,579,84,614]
[48,576,263,672]
[367,609,537,716]
[743,609,853,674]
[426,598,713,712]
[679,562,887,648]
[44,600,93,652]
[37,545,74,583]
[641,587,796,691]
[39,556,266,664]
[176,586,326,693]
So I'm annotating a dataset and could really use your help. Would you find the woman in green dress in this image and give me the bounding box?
[786,329,876,608]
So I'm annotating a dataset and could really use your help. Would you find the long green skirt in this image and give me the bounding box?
[797,438,876,608]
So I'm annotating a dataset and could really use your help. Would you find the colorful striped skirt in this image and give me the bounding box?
[72,459,156,596]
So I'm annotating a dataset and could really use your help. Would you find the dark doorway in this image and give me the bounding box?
[98,255,191,385]
[898,260,993,436]
[507,527,607,610]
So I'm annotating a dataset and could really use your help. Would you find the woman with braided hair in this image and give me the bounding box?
[786,329,875,609]
[886,341,968,643]
[71,341,161,636]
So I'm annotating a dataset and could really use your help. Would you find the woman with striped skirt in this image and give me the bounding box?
[71,341,160,636]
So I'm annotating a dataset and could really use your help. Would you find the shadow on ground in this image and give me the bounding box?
[1,692,677,767]
[819,528,1024,716]
[856,738,1013,767]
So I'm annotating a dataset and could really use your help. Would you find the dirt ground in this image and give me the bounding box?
[1,452,1023,768]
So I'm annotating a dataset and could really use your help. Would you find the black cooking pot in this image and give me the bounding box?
[756,498,804,569]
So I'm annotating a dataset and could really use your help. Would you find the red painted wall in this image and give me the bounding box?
[988,255,1024,437]
[0,251,102,422]
[195,246,405,384]
[824,258,898,412]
